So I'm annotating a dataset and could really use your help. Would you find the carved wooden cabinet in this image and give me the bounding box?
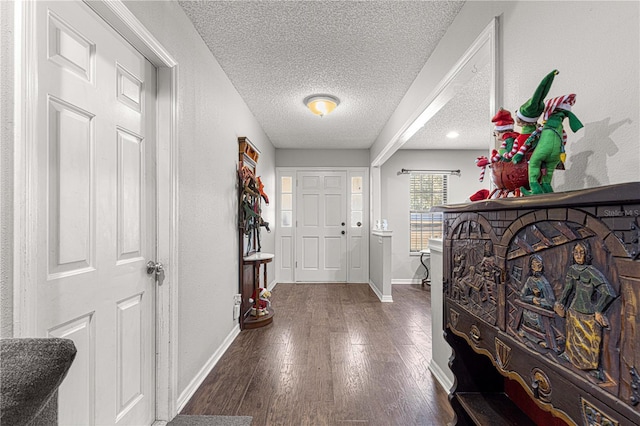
[433,183,640,425]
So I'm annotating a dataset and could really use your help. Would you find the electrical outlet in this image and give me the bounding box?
[233,304,240,320]
[233,294,242,305]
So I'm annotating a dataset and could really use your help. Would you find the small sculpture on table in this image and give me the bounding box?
[513,71,584,195]
[249,287,271,317]
[475,70,585,198]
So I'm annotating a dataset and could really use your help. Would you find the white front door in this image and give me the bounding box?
[34,2,156,424]
[296,171,348,281]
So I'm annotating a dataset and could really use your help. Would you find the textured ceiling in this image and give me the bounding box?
[178,0,466,149]
[402,61,491,150]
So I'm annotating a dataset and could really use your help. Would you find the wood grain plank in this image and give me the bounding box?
[181,284,453,425]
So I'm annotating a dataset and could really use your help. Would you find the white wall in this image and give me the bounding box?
[0,0,15,338]
[1,0,275,406]
[427,239,454,391]
[500,1,639,189]
[373,1,639,281]
[381,150,485,281]
[369,232,393,302]
[276,148,370,167]
[121,1,276,397]
[372,1,640,188]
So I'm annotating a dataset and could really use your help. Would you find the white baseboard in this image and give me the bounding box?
[391,279,421,285]
[369,280,393,303]
[176,324,241,413]
[268,279,277,291]
[428,360,454,394]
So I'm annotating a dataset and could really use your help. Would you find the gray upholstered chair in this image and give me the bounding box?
[1,338,76,426]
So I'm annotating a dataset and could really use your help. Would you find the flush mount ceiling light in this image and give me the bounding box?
[304,94,340,117]
[446,131,459,139]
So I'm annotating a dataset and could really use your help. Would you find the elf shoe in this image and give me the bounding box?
[521,182,544,196]
[542,183,554,193]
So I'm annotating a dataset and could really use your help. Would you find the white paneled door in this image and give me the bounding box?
[296,171,348,281]
[34,2,156,425]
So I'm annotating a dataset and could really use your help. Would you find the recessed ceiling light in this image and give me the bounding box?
[446,131,459,139]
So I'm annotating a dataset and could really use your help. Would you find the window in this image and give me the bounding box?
[409,174,447,252]
[280,176,292,227]
[350,176,363,227]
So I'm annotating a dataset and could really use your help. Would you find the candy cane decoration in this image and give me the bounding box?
[475,156,490,182]
[490,149,502,163]
[504,141,520,160]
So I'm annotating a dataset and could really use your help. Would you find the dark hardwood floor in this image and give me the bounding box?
[181,283,454,426]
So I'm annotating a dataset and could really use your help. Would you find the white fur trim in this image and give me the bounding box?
[516,109,538,123]
[494,124,514,131]
[558,102,572,111]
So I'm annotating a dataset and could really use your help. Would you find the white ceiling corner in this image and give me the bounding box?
[178,0,466,150]
[402,60,491,151]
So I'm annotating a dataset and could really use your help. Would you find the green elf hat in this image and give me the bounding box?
[516,69,559,123]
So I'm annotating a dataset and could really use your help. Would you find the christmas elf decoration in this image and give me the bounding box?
[517,94,583,195]
[512,69,559,162]
[477,109,518,182]
[511,122,540,160]
[491,108,520,161]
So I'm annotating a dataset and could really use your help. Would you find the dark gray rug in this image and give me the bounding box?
[168,415,252,426]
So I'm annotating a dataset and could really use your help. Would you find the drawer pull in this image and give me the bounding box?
[532,380,540,399]
[470,325,481,342]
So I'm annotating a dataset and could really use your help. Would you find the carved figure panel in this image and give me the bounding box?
[448,219,501,325]
[505,220,622,396]
[436,186,640,424]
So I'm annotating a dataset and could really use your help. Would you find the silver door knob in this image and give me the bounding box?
[147,261,164,275]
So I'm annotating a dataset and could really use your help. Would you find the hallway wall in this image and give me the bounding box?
[122,1,276,400]
[381,149,486,281]
[371,0,639,282]
[0,0,15,338]
[276,148,370,168]
[0,0,276,406]
[371,1,639,187]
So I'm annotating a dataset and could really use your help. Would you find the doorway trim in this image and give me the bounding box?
[13,0,179,422]
[275,167,370,283]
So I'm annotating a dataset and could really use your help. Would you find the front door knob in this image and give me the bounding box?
[147,261,164,276]
[341,230,346,235]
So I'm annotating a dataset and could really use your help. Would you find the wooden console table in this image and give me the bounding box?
[433,182,640,425]
[242,252,274,329]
